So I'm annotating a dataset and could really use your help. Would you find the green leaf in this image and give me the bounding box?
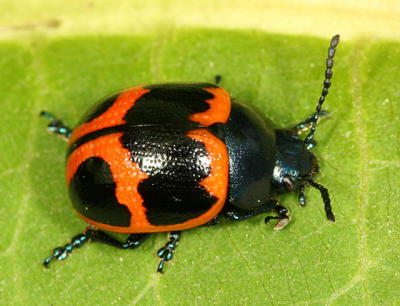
[1,4,400,305]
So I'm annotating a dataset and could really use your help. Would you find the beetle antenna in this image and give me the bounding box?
[306,178,335,222]
[304,34,340,147]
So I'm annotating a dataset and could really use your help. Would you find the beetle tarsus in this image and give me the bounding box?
[43,233,88,267]
[40,111,72,140]
[157,231,181,273]
[265,200,291,230]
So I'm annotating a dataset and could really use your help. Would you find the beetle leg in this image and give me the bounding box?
[40,111,72,140]
[264,199,291,230]
[223,204,271,221]
[43,228,151,267]
[85,228,150,249]
[214,75,222,84]
[299,184,306,207]
[157,231,181,273]
[293,110,329,135]
[43,232,89,267]
[202,214,221,226]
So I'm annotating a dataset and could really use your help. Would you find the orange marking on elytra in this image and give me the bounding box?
[189,87,231,126]
[185,129,229,223]
[68,87,150,144]
[66,129,229,233]
[66,133,149,232]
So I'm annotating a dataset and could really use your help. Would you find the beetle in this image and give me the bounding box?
[41,35,339,272]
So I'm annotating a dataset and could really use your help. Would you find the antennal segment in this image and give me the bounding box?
[304,34,340,147]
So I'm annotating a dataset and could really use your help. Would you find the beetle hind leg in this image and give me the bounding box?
[40,111,72,140]
[84,228,150,249]
[43,232,89,267]
[43,228,151,267]
[157,231,181,273]
[264,199,291,230]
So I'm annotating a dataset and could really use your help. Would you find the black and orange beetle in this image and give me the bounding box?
[42,35,339,272]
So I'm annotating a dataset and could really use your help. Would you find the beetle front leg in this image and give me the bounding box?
[293,110,329,135]
[223,204,271,221]
[264,199,291,230]
[40,111,72,140]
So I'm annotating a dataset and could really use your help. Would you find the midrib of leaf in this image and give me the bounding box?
[349,39,372,304]
[324,39,374,305]
[150,26,173,83]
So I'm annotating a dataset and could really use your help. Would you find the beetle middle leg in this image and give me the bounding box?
[157,231,181,273]
[202,214,221,226]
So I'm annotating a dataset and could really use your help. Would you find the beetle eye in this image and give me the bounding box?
[283,175,295,191]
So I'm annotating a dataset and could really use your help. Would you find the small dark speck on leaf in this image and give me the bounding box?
[45,18,62,28]
[6,18,61,32]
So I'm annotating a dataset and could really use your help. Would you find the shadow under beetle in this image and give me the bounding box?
[42,35,339,272]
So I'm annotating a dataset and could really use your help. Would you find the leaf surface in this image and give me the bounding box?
[0,3,399,305]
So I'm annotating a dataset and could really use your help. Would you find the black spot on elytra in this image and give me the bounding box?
[121,127,217,225]
[68,83,221,157]
[121,84,221,225]
[69,156,131,227]
[67,84,224,226]
[124,83,216,127]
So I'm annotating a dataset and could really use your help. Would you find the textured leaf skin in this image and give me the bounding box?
[0,27,399,305]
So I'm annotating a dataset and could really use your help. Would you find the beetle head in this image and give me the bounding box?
[271,129,334,221]
[270,34,340,222]
[271,129,317,192]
